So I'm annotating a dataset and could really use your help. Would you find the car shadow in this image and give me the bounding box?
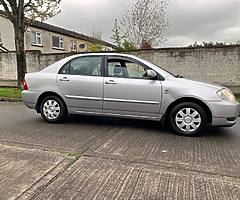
[197,126,232,137]
[66,114,164,130]
[61,114,235,138]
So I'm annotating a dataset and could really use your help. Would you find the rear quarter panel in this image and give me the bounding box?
[23,72,65,105]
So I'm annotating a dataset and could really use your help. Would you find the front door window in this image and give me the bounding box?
[107,58,149,79]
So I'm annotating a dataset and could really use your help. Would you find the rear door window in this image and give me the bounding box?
[59,56,102,76]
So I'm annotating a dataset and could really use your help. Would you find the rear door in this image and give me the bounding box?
[103,56,162,118]
[57,55,104,113]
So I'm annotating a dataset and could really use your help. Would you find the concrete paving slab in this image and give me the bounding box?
[0,144,72,200]
[0,102,120,152]
[1,102,240,199]
[33,156,240,200]
[94,119,240,177]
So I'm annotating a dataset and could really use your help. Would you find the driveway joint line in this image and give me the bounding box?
[0,138,77,154]
[83,151,240,183]
[75,126,125,154]
[15,157,77,200]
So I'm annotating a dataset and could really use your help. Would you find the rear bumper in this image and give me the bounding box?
[23,102,36,109]
[21,90,39,110]
[208,100,240,127]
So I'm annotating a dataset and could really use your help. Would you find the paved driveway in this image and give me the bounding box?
[0,102,239,199]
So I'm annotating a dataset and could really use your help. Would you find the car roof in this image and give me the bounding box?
[41,53,138,73]
[65,53,138,59]
[40,53,172,78]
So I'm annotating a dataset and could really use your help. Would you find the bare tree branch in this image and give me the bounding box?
[7,0,17,14]
[0,0,14,22]
[121,0,169,49]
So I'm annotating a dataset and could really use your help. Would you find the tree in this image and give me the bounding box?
[121,39,137,51]
[87,29,105,52]
[121,0,169,49]
[111,19,125,50]
[188,41,227,48]
[111,19,136,51]
[0,0,61,88]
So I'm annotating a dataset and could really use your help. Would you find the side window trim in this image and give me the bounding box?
[58,55,104,77]
[58,61,70,75]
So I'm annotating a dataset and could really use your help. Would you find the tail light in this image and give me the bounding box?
[23,79,28,90]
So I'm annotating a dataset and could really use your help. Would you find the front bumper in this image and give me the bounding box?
[208,100,240,127]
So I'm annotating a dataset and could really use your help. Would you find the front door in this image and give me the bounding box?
[57,55,104,113]
[103,56,162,118]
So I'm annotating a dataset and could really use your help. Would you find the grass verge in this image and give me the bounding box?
[0,87,22,99]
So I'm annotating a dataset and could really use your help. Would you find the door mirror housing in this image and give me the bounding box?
[145,70,157,79]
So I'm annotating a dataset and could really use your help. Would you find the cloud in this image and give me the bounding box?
[47,0,240,47]
[47,0,130,41]
[166,0,240,46]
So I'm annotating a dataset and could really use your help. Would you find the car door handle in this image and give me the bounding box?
[105,80,117,84]
[59,77,70,82]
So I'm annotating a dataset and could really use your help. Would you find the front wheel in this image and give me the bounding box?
[40,96,67,123]
[169,102,207,136]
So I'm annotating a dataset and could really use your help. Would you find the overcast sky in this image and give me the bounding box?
[47,0,240,47]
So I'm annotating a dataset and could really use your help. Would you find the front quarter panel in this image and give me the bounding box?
[160,78,222,114]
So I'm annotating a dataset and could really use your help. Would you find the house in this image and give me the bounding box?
[0,11,116,53]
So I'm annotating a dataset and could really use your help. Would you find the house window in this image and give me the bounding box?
[32,31,42,45]
[52,36,64,49]
[71,40,77,51]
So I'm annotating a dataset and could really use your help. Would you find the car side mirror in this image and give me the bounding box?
[145,70,157,79]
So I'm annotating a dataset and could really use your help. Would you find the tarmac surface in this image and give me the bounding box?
[0,102,239,199]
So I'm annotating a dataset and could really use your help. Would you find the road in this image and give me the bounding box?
[0,102,239,199]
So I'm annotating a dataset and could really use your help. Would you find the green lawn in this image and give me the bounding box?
[0,87,22,99]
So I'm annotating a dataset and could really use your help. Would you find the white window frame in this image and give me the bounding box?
[32,31,42,46]
[71,40,77,51]
[52,36,64,50]
[59,37,64,49]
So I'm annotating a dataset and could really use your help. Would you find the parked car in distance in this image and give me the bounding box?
[22,53,240,136]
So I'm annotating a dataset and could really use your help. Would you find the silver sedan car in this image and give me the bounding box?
[22,53,240,136]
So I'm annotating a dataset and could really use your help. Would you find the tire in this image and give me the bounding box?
[40,96,67,123]
[169,102,207,136]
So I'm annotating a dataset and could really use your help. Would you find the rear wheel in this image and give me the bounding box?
[40,96,67,123]
[169,102,207,136]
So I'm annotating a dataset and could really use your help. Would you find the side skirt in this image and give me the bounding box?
[68,107,162,121]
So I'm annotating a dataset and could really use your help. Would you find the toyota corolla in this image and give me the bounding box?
[22,53,240,136]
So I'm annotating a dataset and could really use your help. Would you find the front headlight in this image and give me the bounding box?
[217,88,236,102]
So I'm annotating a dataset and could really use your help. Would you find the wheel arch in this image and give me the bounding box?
[164,97,213,124]
[35,91,67,113]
